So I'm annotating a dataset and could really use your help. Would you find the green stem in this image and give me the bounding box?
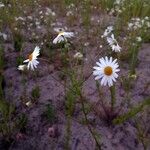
[130,44,139,75]
[110,85,116,112]
[80,94,101,150]
[65,114,71,150]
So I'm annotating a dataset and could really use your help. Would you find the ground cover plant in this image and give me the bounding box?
[0,0,150,149]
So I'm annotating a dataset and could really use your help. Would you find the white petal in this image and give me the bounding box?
[58,36,65,43]
[112,59,117,64]
[24,59,29,63]
[93,66,101,70]
[95,75,102,80]
[27,62,31,69]
[99,58,107,66]
[63,32,74,38]
[105,56,109,65]
[33,46,40,58]
[114,69,120,72]
[103,76,108,86]
[53,35,60,44]
[109,57,113,63]
[113,73,119,78]
[93,70,100,75]
[30,62,34,70]
[101,76,106,86]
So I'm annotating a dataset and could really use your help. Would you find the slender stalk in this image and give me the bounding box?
[130,46,137,75]
[65,114,71,150]
[79,94,101,150]
[110,85,116,112]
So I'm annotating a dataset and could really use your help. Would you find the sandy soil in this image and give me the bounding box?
[0,3,150,150]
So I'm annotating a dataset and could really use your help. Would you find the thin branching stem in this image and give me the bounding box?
[79,94,101,150]
[110,85,116,112]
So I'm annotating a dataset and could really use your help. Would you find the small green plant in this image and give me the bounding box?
[16,113,28,133]
[44,104,56,123]
[113,97,150,125]
[16,56,24,66]
[0,45,5,99]
[0,75,5,99]
[81,0,91,33]
[135,109,150,150]
[31,86,40,102]
[0,100,15,141]
[13,31,23,52]
[0,45,4,69]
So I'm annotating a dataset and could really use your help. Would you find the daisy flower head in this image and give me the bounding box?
[23,46,40,70]
[93,56,120,87]
[107,34,121,52]
[53,29,74,44]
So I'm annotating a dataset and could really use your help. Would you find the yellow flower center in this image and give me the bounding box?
[59,31,64,36]
[28,53,33,61]
[104,66,113,76]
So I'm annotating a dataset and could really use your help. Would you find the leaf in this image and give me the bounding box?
[113,98,150,124]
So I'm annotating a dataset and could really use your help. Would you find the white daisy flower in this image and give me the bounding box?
[23,46,40,70]
[107,34,121,52]
[93,56,120,87]
[18,65,27,71]
[53,31,74,44]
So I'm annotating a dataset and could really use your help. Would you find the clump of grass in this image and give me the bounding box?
[16,113,28,133]
[0,75,5,99]
[43,104,56,124]
[100,0,116,11]
[81,0,91,33]
[0,45,4,69]
[0,45,5,99]
[113,97,150,125]
[31,86,40,102]
[135,108,150,150]
[13,31,23,52]
[16,56,24,66]
[0,100,15,141]
[64,0,75,6]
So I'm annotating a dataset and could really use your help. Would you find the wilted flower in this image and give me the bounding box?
[101,26,113,38]
[107,34,121,52]
[25,101,32,107]
[53,30,74,44]
[0,32,7,40]
[136,36,142,42]
[128,17,150,30]
[18,65,27,71]
[74,52,83,59]
[128,74,137,80]
[23,46,40,70]
[66,11,74,16]
[93,56,120,87]
[45,8,56,16]
[15,17,25,21]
